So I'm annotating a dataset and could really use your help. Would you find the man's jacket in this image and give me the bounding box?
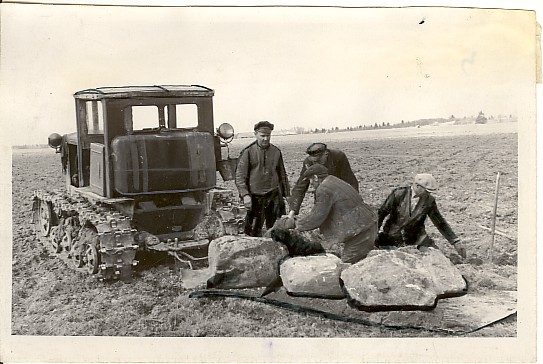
[296,175,376,245]
[377,186,458,244]
[235,141,290,197]
[289,149,358,214]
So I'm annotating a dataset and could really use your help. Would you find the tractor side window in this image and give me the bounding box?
[131,105,162,131]
[165,104,198,129]
[86,101,104,134]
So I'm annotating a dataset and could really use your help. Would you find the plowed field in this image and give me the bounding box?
[11,123,518,338]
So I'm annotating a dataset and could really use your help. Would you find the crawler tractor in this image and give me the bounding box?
[32,85,244,282]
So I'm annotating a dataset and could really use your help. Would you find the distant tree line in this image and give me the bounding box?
[291,112,516,134]
[300,118,448,134]
[12,144,49,149]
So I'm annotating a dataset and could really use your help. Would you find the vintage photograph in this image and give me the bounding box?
[1,1,538,362]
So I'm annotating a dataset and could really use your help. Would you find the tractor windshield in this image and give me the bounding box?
[126,103,199,132]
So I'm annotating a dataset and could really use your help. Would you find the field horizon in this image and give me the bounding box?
[11,120,517,152]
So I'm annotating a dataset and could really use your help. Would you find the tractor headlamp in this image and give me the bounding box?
[48,133,63,149]
[217,123,235,141]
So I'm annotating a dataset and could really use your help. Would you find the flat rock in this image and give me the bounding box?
[280,254,346,298]
[207,236,288,289]
[341,250,437,311]
[255,288,517,334]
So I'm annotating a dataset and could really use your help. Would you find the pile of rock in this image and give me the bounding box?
[206,236,467,311]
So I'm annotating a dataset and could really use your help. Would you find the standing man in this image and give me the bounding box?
[235,121,290,237]
[291,164,377,264]
[376,173,467,258]
[288,142,358,216]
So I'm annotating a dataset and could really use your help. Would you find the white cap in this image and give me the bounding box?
[414,173,438,192]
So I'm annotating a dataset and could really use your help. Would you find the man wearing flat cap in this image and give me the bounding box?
[376,173,467,259]
[235,121,290,237]
[288,164,377,264]
[289,142,358,217]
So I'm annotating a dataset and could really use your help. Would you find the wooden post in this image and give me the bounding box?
[489,172,501,263]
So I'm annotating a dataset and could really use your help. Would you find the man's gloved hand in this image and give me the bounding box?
[452,239,467,259]
[243,195,252,210]
[277,212,296,230]
[284,210,297,229]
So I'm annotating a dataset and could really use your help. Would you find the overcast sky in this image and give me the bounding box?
[0,3,538,145]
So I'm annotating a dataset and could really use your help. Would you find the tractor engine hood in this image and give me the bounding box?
[111,131,217,195]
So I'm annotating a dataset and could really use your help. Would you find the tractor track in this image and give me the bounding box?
[32,189,138,282]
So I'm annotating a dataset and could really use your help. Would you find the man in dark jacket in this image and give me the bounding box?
[235,121,290,237]
[291,164,377,264]
[376,173,467,258]
[289,142,358,216]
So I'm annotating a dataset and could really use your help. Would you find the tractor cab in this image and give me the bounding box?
[50,85,233,194]
[48,85,238,243]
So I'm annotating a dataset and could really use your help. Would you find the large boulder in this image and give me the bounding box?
[207,236,288,289]
[397,246,467,297]
[280,254,346,298]
[341,250,438,311]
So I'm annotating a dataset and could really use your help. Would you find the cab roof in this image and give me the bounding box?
[74,85,214,100]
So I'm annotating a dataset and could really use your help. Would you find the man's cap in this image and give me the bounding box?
[306,142,327,156]
[254,121,274,131]
[303,164,329,180]
[414,173,438,192]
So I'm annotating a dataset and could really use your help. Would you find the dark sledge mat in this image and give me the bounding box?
[190,287,516,335]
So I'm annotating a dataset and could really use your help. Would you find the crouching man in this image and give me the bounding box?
[376,173,467,259]
[287,164,378,264]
